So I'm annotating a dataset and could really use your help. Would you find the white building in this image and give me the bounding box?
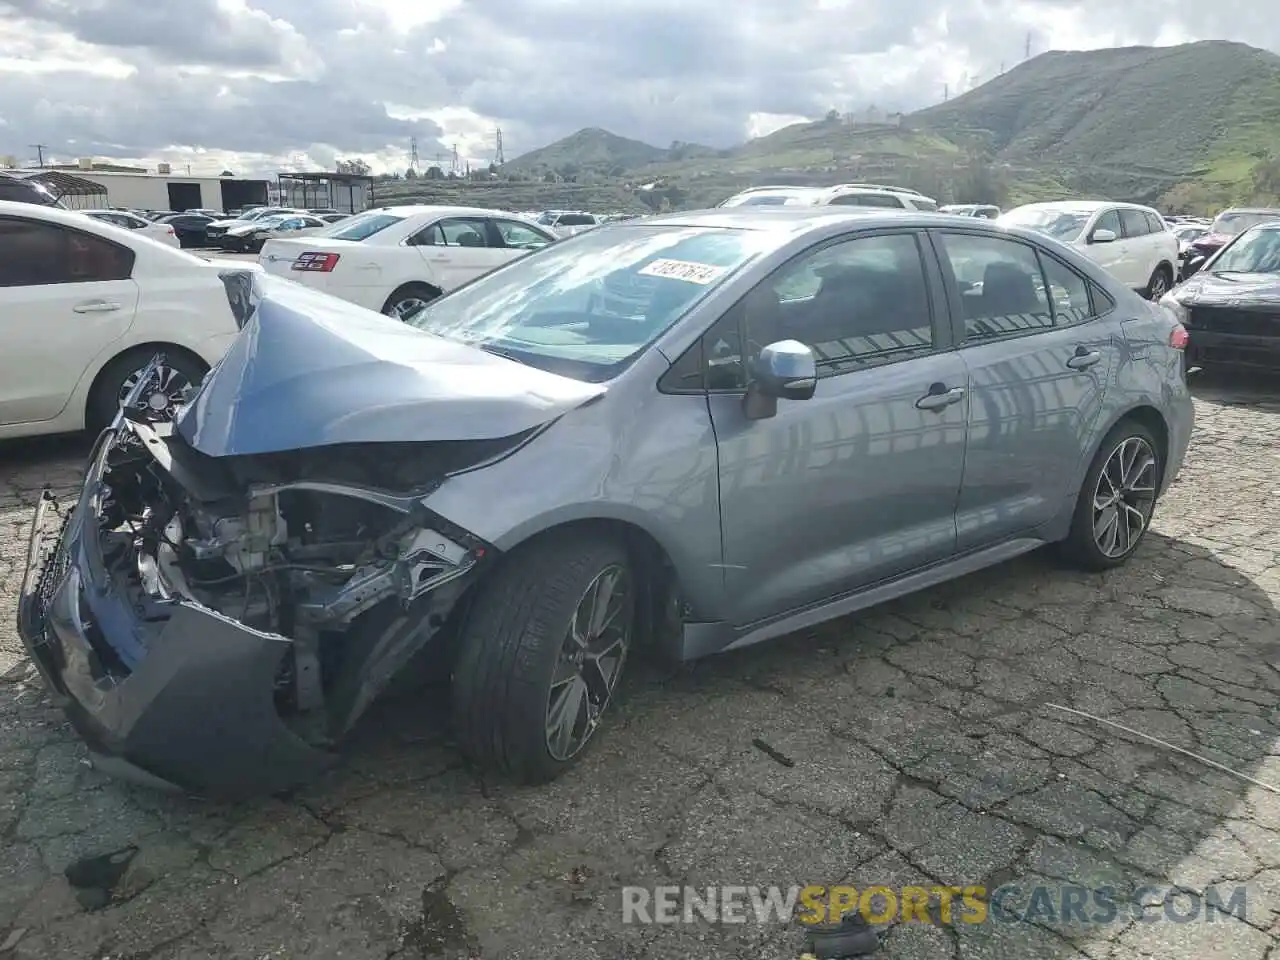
[10,167,271,213]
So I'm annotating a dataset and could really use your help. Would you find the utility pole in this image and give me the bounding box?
[494,127,505,166]
[29,144,48,167]
[1025,32,1031,60]
[450,143,460,176]
[943,83,949,101]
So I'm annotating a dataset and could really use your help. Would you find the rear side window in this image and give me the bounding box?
[325,212,405,240]
[828,192,904,208]
[0,217,135,287]
[1119,210,1150,237]
[1144,212,1166,233]
[936,232,1052,342]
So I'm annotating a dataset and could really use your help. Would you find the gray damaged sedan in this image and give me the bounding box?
[18,208,1194,798]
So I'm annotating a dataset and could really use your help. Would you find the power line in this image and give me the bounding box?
[29,144,48,167]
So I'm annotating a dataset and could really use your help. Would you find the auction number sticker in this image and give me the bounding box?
[637,258,728,285]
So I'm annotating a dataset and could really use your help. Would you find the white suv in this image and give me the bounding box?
[812,183,939,211]
[999,201,1178,300]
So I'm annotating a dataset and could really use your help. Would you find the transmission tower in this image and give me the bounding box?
[409,136,420,172]
[1025,32,1031,60]
[494,127,506,166]
[450,144,460,176]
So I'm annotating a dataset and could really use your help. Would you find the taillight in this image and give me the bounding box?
[292,252,340,272]
[166,227,175,235]
[1169,324,1189,350]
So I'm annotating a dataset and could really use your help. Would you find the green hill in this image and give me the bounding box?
[910,40,1280,210]
[378,41,1280,215]
[503,127,669,177]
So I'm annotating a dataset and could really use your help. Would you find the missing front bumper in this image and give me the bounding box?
[18,484,334,799]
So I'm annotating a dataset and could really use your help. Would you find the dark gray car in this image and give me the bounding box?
[18,209,1195,798]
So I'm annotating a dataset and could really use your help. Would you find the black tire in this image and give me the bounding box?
[1058,418,1163,572]
[381,283,441,321]
[86,348,209,435]
[1144,264,1173,301]
[451,532,636,783]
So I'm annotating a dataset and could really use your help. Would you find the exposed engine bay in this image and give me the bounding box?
[92,416,504,744]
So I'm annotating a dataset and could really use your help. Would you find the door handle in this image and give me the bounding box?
[72,300,121,313]
[426,255,450,263]
[915,384,965,411]
[1066,349,1102,370]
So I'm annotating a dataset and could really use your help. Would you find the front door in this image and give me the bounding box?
[0,216,139,426]
[414,217,509,291]
[708,230,969,628]
[931,229,1114,551]
[1083,208,1138,287]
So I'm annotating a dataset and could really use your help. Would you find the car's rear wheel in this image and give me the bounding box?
[1059,419,1163,571]
[86,348,208,434]
[451,532,635,783]
[1145,265,1172,301]
[381,283,441,321]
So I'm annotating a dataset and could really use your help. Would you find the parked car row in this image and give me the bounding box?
[12,200,1194,801]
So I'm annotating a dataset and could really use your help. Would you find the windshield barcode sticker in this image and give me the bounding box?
[637,259,728,284]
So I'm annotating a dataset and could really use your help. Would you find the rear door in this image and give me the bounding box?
[1118,208,1155,288]
[0,216,139,425]
[931,228,1115,550]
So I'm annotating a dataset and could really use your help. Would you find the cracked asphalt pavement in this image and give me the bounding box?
[2,375,1279,960]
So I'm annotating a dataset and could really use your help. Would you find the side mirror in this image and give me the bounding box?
[1090,228,1117,244]
[743,340,818,420]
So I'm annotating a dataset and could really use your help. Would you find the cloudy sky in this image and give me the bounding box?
[0,0,1267,175]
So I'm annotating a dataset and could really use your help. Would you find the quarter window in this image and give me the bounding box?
[0,218,134,287]
[937,233,1052,342]
[1143,211,1166,233]
[1039,255,1095,326]
[743,232,935,377]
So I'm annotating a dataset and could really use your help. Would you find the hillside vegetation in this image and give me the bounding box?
[374,40,1280,215]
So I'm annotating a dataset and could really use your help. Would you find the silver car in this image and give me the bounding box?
[18,208,1194,798]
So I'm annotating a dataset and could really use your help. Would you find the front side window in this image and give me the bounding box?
[1092,209,1122,238]
[742,232,935,377]
[938,233,1052,342]
[1119,209,1150,238]
[403,225,778,382]
[1000,207,1090,242]
[427,218,491,247]
[0,218,134,287]
[495,220,554,249]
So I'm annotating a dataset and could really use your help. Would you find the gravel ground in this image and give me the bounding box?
[0,373,1278,960]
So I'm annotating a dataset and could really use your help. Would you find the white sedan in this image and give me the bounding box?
[258,205,558,317]
[82,209,181,247]
[220,213,333,253]
[0,201,259,440]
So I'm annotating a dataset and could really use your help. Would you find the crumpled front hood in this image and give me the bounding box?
[1174,270,1280,308]
[175,275,605,457]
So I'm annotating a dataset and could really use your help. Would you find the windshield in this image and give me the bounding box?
[1210,211,1280,236]
[1207,227,1280,274]
[1174,226,1206,240]
[402,225,778,382]
[999,207,1090,242]
[536,212,558,225]
[321,211,405,240]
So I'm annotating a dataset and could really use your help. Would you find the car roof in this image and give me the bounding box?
[1008,200,1153,213]
[631,207,1024,235]
[1219,207,1280,215]
[368,204,534,219]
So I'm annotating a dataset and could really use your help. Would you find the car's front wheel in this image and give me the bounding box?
[1059,419,1163,571]
[451,532,635,783]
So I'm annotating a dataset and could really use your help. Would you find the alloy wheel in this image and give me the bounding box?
[117,363,193,420]
[1149,272,1169,300]
[545,564,632,762]
[1092,436,1158,558]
